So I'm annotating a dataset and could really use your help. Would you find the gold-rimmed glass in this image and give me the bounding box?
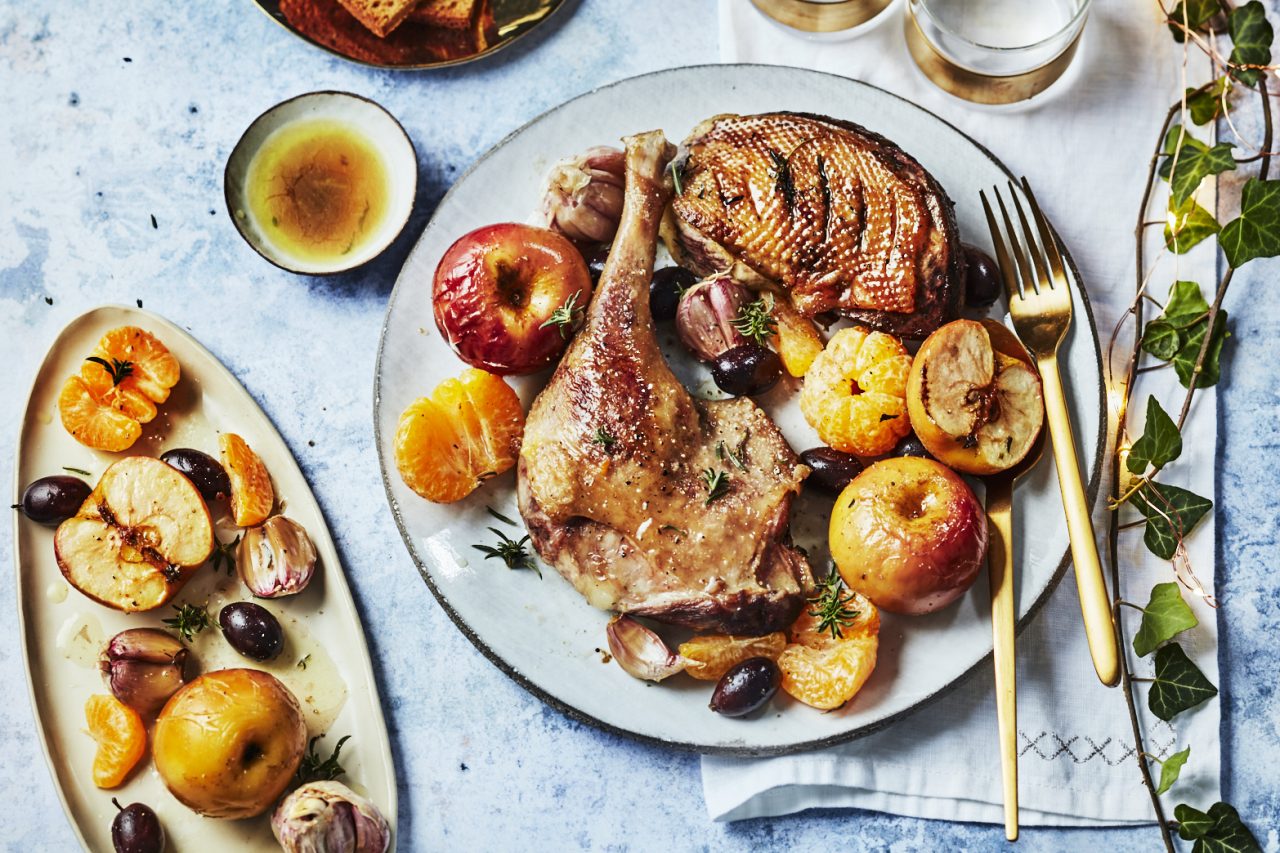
[905,0,1092,106]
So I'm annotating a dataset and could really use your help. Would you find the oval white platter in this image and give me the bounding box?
[14,306,397,850]
[375,65,1105,755]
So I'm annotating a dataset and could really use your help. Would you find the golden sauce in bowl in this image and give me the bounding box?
[245,120,389,265]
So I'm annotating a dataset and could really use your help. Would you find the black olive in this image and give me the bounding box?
[711,344,782,397]
[892,433,934,460]
[218,602,284,662]
[710,657,781,717]
[18,475,92,525]
[580,242,610,285]
[800,448,864,495]
[962,244,1003,307]
[160,448,230,502]
[650,266,697,322]
[111,799,165,853]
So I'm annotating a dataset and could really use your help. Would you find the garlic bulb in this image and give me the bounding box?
[100,628,188,716]
[540,146,626,244]
[675,274,751,361]
[237,515,318,599]
[606,615,686,681]
[272,781,391,853]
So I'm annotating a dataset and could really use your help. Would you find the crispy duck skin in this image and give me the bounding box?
[664,112,966,339]
[517,130,814,636]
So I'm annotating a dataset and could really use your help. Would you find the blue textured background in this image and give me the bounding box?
[2,3,1277,850]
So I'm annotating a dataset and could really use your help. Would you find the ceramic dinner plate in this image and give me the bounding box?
[374,65,1104,755]
[15,306,397,850]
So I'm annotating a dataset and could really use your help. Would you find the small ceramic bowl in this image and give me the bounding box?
[224,91,417,275]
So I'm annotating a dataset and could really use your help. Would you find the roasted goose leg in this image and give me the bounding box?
[518,130,813,636]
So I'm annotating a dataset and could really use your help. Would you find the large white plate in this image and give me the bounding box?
[15,306,397,849]
[374,65,1104,755]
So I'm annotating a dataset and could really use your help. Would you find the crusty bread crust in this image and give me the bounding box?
[407,0,477,29]
[336,0,420,37]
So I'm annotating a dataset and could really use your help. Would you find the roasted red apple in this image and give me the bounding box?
[433,222,593,375]
[829,456,987,615]
[55,456,214,612]
[906,319,1044,475]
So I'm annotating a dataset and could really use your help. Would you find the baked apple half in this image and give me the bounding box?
[55,456,214,612]
[906,319,1044,475]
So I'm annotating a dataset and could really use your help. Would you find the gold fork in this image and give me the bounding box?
[980,178,1119,689]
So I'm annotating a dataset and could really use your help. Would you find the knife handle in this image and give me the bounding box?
[1040,355,1119,687]
[987,481,1018,841]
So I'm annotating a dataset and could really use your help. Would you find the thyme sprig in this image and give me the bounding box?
[806,569,860,641]
[295,734,350,785]
[473,527,541,577]
[162,602,210,643]
[592,427,617,449]
[209,535,240,576]
[85,356,133,386]
[701,468,730,504]
[732,294,777,346]
[539,291,585,339]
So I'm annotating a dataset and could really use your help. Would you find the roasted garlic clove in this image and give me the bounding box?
[540,146,626,244]
[606,615,686,682]
[272,780,392,853]
[100,628,189,717]
[675,274,751,362]
[237,515,318,599]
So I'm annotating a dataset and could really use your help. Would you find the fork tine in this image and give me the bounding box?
[1021,176,1068,284]
[1008,182,1052,291]
[980,190,1023,302]
[994,187,1040,297]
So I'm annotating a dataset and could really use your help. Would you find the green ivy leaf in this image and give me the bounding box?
[1127,397,1183,475]
[1142,319,1183,360]
[1168,0,1221,42]
[1155,746,1191,795]
[1220,179,1280,267]
[1159,127,1237,207]
[1133,582,1199,656]
[1177,804,1215,839]
[1228,1,1274,86]
[1148,643,1218,721]
[1188,802,1262,853]
[1185,78,1231,126]
[1164,279,1212,322]
[1132,482,1213,560]
[1173,310,1229,389]
[1165,196,1221,253]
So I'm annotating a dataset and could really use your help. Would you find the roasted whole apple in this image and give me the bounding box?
[433,222,593,375]
[153,668,307,819]
[829,456,987,615]
[906,318,1044,475]
[55,457,214,612]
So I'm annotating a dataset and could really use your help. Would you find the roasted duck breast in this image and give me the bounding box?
[518,130,814,636]
[665,112,965,338]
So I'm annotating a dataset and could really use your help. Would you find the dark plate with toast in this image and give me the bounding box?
[253,0,566,69]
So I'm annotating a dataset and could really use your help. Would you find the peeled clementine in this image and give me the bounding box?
[220,433,274,527]
[778,594,880,711]
[395,368,525,504]
[84,693,146,789]
[799,326,913,457]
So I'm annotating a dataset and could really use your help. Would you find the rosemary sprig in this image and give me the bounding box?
[473,527,541,577]
[486,506,518,526]
[539,291,584,339]
[807,570,860,640]
[669,160,684,195]
[63,466,92,476]
[768,148,795,208]
[701,468,730,504]
[592,427,617,450]
[85,356,133,386]
[162,602,210,643]
[716,439,748,472]
[295,735,350,785]
[297,654,311,671]
[732,294,777,346]
[209,535,240,576]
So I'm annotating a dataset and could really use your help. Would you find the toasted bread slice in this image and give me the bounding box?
[336,0,420,37]
[407,0,477,30]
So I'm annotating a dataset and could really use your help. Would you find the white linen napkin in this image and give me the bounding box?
[704,0,1222,825]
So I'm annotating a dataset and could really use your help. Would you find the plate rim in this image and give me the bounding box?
[248,0,569,71]
[15,304,400,847]
[372,63,1107,757]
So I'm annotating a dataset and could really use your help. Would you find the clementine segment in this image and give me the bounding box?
[778,595,880,711]
[769,299,825,378]
[89,326,180,404]
[84,694,146,789]
[58,376,142,452]
[679,632,787,681]
[395,368,525,503]
[220,433,274,526]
